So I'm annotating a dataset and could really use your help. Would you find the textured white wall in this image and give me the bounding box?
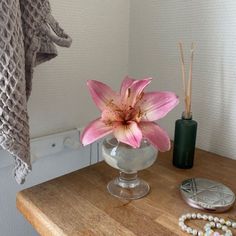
[28,0,130,138]
[129,0,236,159]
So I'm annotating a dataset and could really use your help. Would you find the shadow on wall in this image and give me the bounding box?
[209,54,234,156]
[191,1,236,158]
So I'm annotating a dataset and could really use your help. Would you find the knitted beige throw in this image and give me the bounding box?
[0,0,72,183]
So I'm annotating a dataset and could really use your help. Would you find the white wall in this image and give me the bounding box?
[28,0,130,138]
[129,0,236,159]
[0,1,130,235]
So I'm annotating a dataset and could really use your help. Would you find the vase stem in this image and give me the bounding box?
[107,170,150,200]
[118,172,139,188]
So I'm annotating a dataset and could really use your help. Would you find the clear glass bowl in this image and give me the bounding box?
[102,136,158,200]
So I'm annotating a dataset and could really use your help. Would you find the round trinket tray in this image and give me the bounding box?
[180,178,235,212]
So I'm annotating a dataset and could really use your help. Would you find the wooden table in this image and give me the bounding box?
[17,148,236,236]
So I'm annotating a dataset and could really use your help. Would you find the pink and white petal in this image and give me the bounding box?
[140,91,179,121]
[139,122,170,152]
[87,80,118,111]
[81,118,113,146]
[120,76,135,97]
[113,121,142,148]
[125,78,152,107]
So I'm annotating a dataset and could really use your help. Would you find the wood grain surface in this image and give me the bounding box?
[16,148,236,236]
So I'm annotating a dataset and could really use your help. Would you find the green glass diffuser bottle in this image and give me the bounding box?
[173,112,197,168]
[173,42,197,169]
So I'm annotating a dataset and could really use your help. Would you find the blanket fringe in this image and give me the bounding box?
[14,157,31,184]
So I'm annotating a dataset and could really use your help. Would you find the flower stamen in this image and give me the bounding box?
[127,88,131,98]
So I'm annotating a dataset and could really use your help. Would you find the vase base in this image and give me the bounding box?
[107,177,150,200]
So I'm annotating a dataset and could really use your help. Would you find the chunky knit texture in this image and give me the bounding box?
[0,0,72,184]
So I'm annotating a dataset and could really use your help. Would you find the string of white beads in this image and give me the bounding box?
[179,213,236,236]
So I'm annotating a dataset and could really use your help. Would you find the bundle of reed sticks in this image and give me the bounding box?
[178,42,195,118]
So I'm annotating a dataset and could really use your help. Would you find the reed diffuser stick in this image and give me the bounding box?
[187,43,195,115]
[178,42,195,118]
[178,43,187,112]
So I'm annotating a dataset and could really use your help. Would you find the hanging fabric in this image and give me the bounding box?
[0,0,72,183]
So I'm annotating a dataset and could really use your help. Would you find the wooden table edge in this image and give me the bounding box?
[16,192,66,236]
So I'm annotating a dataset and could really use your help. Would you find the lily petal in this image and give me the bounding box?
[113,121,142,148]
[81,118,113,146]
[140,91,179,121]
[87,80,118,111]
[122,78,152,107]
[139,122,170,152]
[120,76,135,97]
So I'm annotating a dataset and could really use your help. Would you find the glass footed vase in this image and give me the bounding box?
[102,136,158,200]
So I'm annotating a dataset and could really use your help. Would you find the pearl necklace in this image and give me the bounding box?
[179,213,236,236]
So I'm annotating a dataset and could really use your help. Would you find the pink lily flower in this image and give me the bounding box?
[81,77,179,151]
